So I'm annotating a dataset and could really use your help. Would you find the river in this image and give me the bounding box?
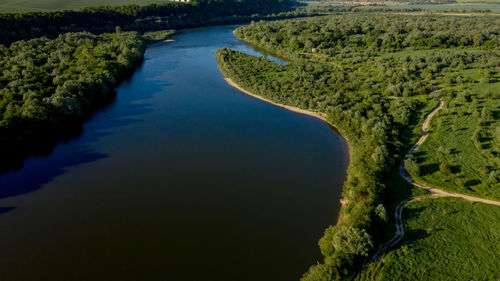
[0,25,349,281]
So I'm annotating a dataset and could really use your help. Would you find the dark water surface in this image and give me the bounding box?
[0,25,348,281]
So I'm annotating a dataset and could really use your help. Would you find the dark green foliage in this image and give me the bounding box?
[0,31,146,171]
[0,0,307,171]
[142,29,175,43]
[332,226,373,257]
[374,204,388,222]
[236,15,499,53]
[301,263,339,281]
[0,31,145,125]
[216,13,500,280]
[0,0,295,45]
[216,46,402,281]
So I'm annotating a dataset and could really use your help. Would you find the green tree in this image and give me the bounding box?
[332,226,373,257]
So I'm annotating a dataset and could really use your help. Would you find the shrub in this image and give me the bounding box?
[332,226,373,257]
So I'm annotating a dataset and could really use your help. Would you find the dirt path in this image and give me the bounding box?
[224,78,329,122]
[224,78,500,260]
[372,97,500,261]
[371,194,442,261]
[400,98,500,206]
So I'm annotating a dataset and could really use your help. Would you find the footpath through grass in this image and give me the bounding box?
[358,197,500,281]
[406,71,500,200]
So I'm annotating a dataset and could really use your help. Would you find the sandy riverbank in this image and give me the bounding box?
[224,78,330,124]
[223,76,352,210]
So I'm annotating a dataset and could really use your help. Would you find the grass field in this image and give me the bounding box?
[355,3,500,12]
[0,0,174,13]
[301,0,500,13]
[3,0,499,13]
[357,197,500,281]
[406,67,500,200]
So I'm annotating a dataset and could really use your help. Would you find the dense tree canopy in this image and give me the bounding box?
[0,31,146,171]
[0,0,295,45]
[0,0,303,171]
[217,13,500,281]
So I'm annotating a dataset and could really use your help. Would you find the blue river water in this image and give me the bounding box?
[0,25,349,281]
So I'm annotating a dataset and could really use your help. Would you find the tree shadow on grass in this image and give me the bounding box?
[404,206,426,219]
[401,229,432,249]
[399,206,434,248]
[465,179,481,187]
[412,151,427,164]
[450,165,461,174]
[420,163,439,176]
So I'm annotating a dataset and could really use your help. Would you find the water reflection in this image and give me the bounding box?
[0,25,348,281]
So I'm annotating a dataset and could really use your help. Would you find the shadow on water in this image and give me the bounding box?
[0,207,15,214]
[0,61,163,202]
[0,57,147,172]
[0,25,350,281]
[0,147,107,200]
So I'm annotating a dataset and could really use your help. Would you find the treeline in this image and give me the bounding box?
[0,0,305,171]
[236,15,499,54]
[0,0,294,46]
[217,13,500,281]
[0,31,146,171]
[302,0,456,3]
[217,47,416,280]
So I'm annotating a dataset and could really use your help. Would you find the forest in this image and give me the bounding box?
[217,13,499,280]
[0,0,302,171]
[0,0,295,46]
[0,30,146,171]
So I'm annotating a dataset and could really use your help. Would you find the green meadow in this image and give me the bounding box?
[358,197,500,281]
[0,0,174,12]
[406,66,500,200]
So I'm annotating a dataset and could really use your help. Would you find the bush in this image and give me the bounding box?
[332,226,373,257]
[301,263,339,281]
[375,204,388,222]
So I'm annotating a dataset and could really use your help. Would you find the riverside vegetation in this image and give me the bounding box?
[0,0,305,171]
[0,30,146,171]
[0,0,297,46]
[216,13,499,280]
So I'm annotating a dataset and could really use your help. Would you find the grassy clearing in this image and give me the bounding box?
[357,197,500,281]
[0,0,174,12]
[407,70,500,200]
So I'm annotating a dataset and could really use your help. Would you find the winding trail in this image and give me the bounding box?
[372,97,500,262]
[225,75,500,261]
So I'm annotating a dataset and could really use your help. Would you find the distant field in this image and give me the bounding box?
[301,0,500,13]
[0,0,174,13]
[355,3,500,12]
[358,197,500,280]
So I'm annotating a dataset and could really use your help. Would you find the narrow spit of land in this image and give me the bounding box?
[372,97,500,261]
[224,78,329,123]
[224,74,500,262]
[223,77,352,157]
